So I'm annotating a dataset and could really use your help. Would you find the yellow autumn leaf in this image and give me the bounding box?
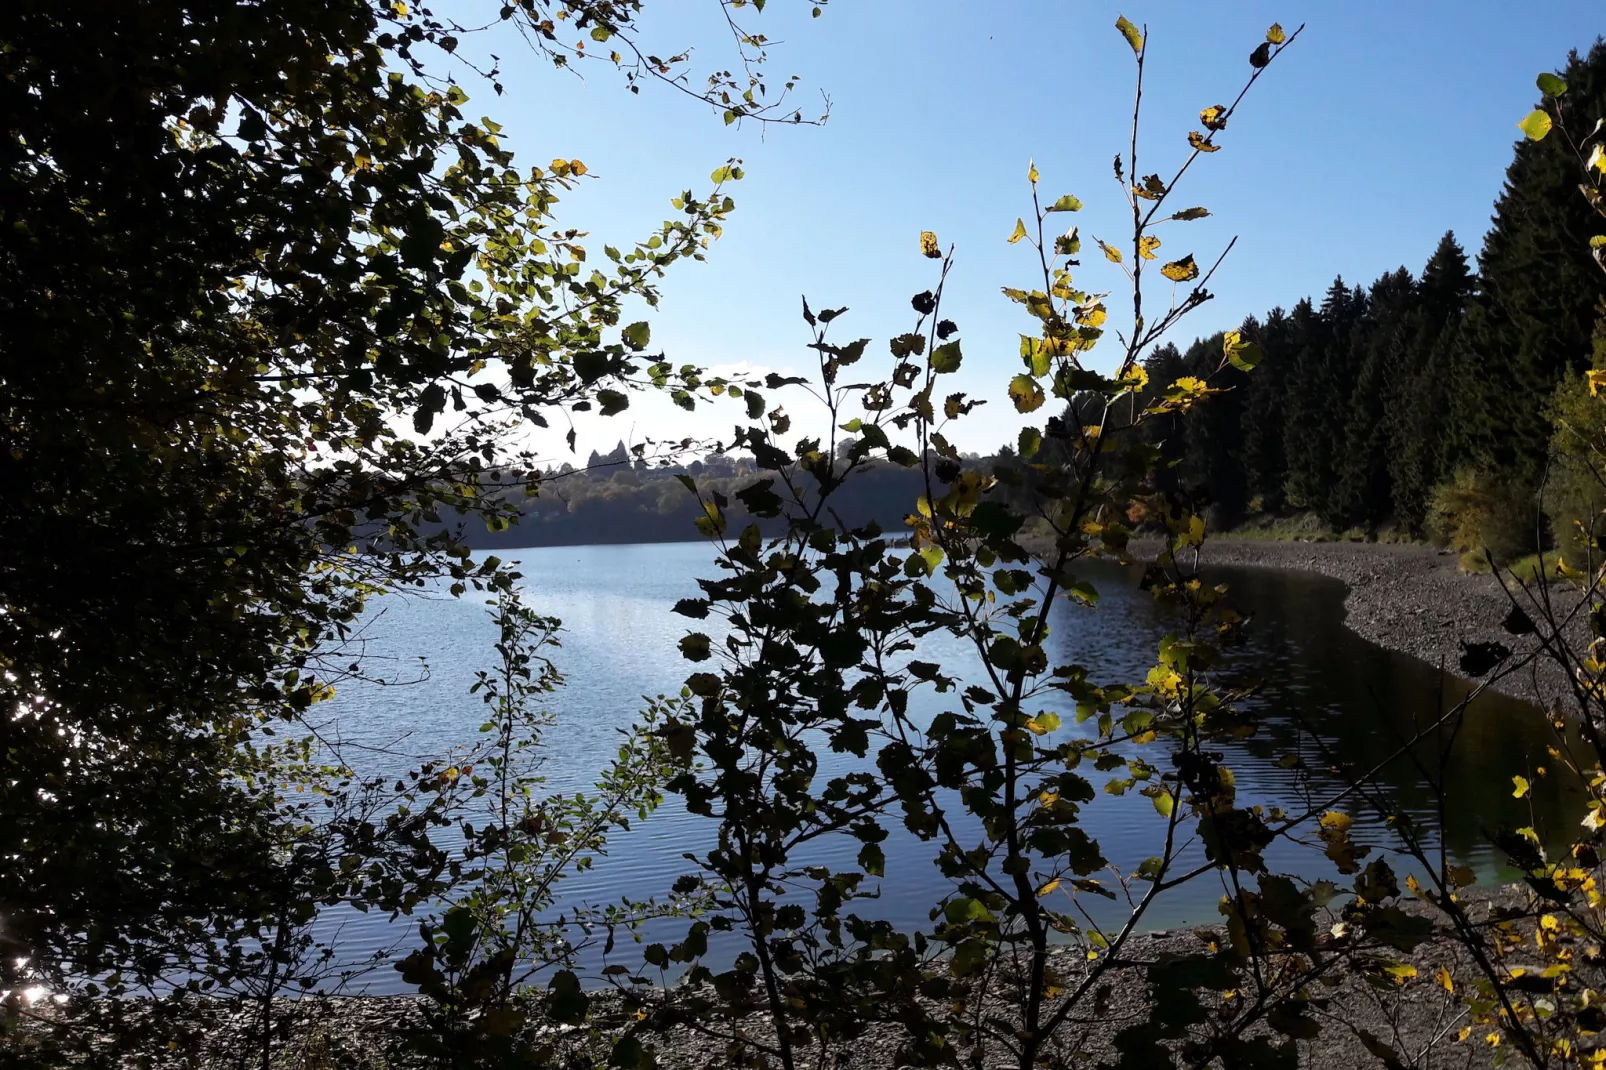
[1513,775,1530,798]
[1266,22,1286,44]
[1008,218,1029,244]
[1386,963,1419,984]
[1320,810,1353,832]
[920,230,942,259]
[1077,302,1108,328]
[1115,14,1143,55]
[1160,255,1199,283]
[1028,159,1040,184]
[1038,878,1061,897]
[1436,967,1454,994]
[1590,143,1606,174]
[1518,109,1553,141]
[1138,236,1161,260]
[1187,131,1220,153]
[1200,104,1228,131]
[1098,239,1123,264]
[1588,369,1606,397]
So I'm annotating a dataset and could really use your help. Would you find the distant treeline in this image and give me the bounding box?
[464,442,930,548]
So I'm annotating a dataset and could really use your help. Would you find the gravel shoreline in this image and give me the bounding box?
[36,905,1524,1069]
[1144,537,1580,709]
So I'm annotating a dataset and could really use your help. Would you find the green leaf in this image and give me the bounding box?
[597,389,630,416]
[1518,109,1553,141]
[931,341,962,373]
[1537,72,1568,97]
[1047,194,1084,213]
[1115,15,1144,55]
[622,321,651,350]
[1018,426,1042,458]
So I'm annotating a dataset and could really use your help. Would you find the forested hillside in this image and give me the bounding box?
[470,442,927,547]
[1101,41,1606,555]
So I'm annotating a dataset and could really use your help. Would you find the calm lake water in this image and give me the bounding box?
[312,541,1569,994]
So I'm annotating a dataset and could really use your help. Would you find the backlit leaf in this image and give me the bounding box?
[1187,131,1220,153]
[1047,194,1084,213]
[1200,105,1228,131]
[920,230,942,258]
[1518,109,1553,141]
[1007,217,1029,244]
[1098,239,1123,264]
[1027,159,1040,184]
[1138,236,1161,260]
[1160,255,1199,282]
[1170,206,1211,221]
[1115,15,1143,55]
[1010,374,1046,413]
[1266,23,1286,44]
[1512,775,1530,799]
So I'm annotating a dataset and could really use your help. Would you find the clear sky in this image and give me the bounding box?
[442,1,1606,459]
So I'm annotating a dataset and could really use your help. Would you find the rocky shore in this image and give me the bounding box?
[1144,537,1582,709]
[40,903,1524,1069]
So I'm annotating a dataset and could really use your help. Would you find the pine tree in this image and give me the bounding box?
[1138,342,1189,501]
[1240,309,1293,514]
[1180,332,1251,527]
[1386,232,1476,533]
[1333,267,1415,527]
[1454,42,1606,488]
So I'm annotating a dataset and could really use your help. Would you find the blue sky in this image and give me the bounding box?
[444,1,1606,457]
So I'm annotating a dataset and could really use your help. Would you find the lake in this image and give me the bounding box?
[311,540,1566,994]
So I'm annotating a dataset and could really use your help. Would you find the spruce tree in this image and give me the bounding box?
[1240,309,1293,514]
[1180,332,1251,527]
[1334,268,1416,527]
[1454,41,1606,488]
[1284,281,1369,524]
[1386,232,1476,533]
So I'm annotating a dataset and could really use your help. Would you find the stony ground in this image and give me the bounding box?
[24,910,1522,1069]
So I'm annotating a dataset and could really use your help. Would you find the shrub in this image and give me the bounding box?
[1426,466,1544,565]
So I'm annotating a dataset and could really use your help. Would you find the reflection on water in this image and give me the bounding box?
[313,542,1576,993]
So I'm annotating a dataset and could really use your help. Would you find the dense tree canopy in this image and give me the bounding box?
[1084,41,1606,545]
[0,0,808,1040]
